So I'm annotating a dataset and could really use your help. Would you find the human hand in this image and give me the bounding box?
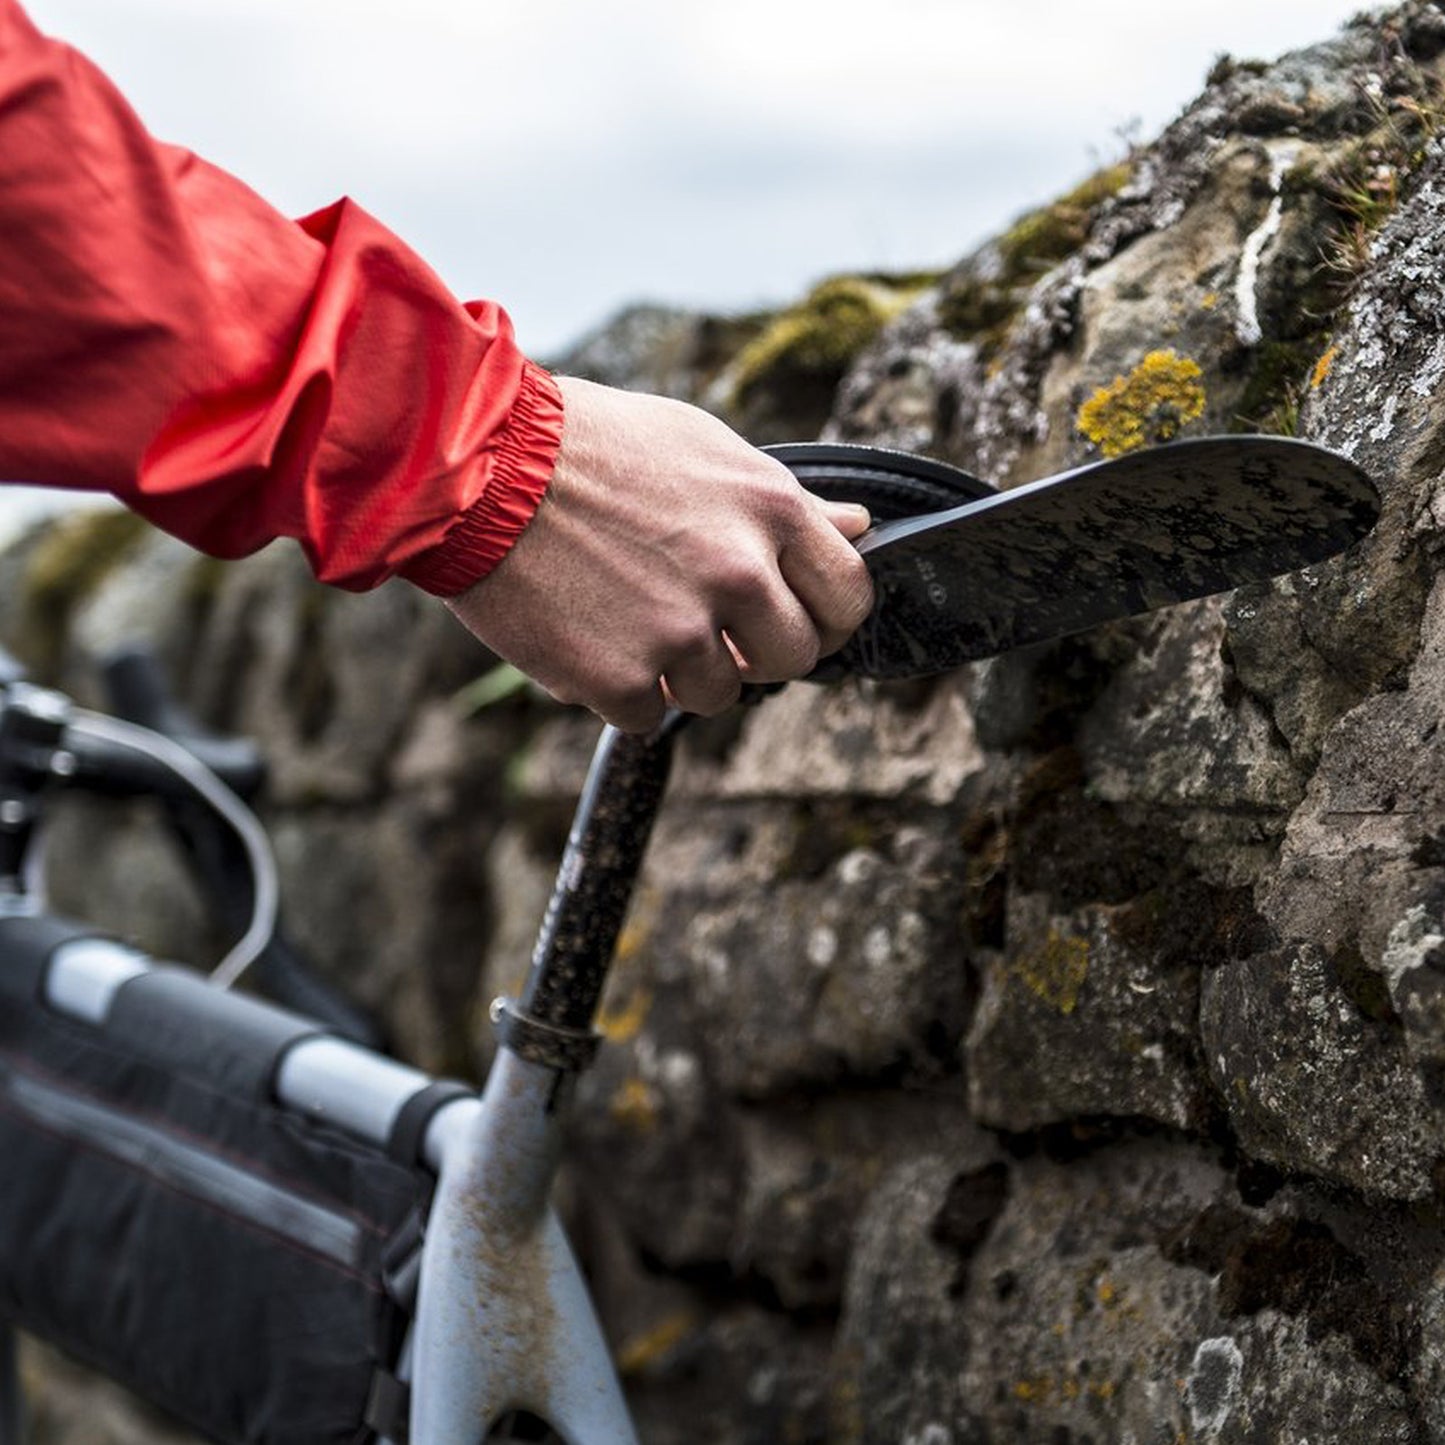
[446,376,873,732]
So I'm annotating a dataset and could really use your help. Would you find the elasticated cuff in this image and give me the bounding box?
[399,361,564,597]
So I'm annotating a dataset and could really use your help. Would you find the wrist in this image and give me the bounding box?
[400,361,564,597]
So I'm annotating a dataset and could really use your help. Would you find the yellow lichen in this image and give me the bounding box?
[608,1077,661,1134]
[613,913,652,963]
[616,1310,697,1375]
[1310,343,1339,390]
[1076,349,1207,458]
[596,986,652,1043]
[1013,1376,1054,1403]
[1014,929,1090,1015]
[1199,291,1220,310]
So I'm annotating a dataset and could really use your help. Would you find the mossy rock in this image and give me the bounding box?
[997,163,1133,275]
[14,506,151,677]
[939,162,1133,349]
[727,273,936,440]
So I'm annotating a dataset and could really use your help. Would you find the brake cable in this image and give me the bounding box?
[65,707,280,989]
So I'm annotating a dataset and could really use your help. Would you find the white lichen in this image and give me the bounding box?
[904,1427,953,1445]
[837,849,882,888]
[807,926,838,969]
[1369,392,1400,442]
[1186,1336,1245,1436]
[863,924,893,969]
[1380,905,1445,1005]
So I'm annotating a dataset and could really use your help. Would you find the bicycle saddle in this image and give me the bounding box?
[767,441,992,520]
[766,441,992,683]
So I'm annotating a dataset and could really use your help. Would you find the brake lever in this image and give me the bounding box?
[100,645,265,798]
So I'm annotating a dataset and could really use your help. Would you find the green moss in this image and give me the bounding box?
[285,584,337,743]
[23,507,148,602]
[1321,144,1401,231]
[1233,338,1318,435]
[775,800,889,883]
[935,279,1016,345]
[689,312,773,384]
[1225,165,1359,432]
[998,163,1133,273]
[729,273,933,409]
[939,162,1132,348]
[18,508,150,675]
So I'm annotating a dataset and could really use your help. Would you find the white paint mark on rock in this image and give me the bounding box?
[1235,142,1300,347]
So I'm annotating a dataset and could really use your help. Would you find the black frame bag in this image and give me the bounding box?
[0,916,427,1445]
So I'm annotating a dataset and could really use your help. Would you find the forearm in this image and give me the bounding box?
[0,0,561,592]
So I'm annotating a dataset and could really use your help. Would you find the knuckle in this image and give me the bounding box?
[657,615,719,660]
[715,552,773,604]
[743,629,819,684]
[762,473,809,524]
[772,638,820,682]
[595,666,662,720]
[608,709,663,735]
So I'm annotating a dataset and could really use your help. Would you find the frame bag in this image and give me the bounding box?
[0,915,429,1445]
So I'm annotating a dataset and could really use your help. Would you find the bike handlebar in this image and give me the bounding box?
[0,650,384,1045]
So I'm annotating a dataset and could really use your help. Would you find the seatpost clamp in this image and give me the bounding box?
[489,996,602,1073]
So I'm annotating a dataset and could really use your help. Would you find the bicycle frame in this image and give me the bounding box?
[0,693,685,1445]
[411,716,684,1442]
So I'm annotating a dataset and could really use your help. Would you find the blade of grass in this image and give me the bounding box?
[453,662,530,715]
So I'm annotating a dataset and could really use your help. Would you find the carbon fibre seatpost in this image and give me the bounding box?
[496,712,687,1067]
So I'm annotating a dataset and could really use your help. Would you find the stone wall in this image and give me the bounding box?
[11,5,1445,1442]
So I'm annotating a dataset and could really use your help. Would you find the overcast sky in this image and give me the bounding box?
[28,0,1374,359]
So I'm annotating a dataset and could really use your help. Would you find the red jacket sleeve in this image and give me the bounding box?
[0,1,563,594]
